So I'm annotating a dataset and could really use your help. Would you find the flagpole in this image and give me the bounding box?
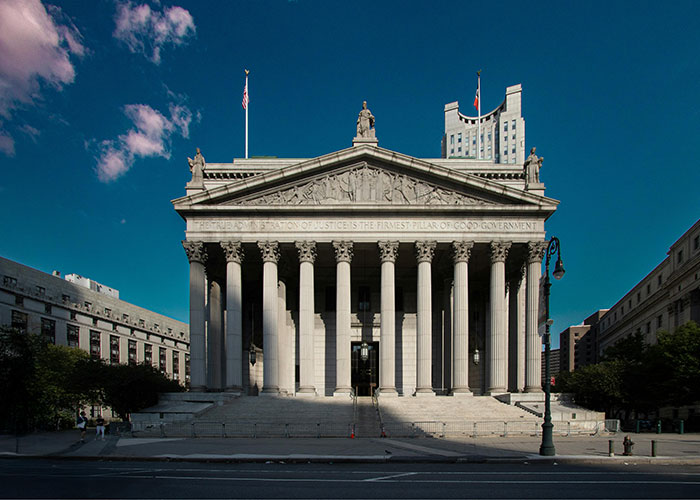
[477,70,481,160]
[245,69,249,159]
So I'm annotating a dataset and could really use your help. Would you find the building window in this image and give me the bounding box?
[657,315,663,328]
[172,351,179,380]
[159,347,167,372]
[512,119,516,129]
[658,275,663,285]
[646,322,651,334]
[647,283,651,294]
[167,327,172,335]
[122,313,129,322]
[92,317,98,326]
[11,310,28,331]
[41,318,56,344]
[457,133,462,143]
[3,275,17,287]
[128,340,137,365]
[144,343,153,365]
[694,235,699,251]
[45,303,52,314]
[358,286,371,312]
[70,311,77,320]
[504,123,508,132]
[637,292,641,303]
[84,301,91,310]
[677,250,683,263]
[154,323,160,332]
[67,324,80,348]
[104,308,111,317]
[185,354,191,384]
[35,285,45,296]
[112,322,117,331]
[511,147,516,154]
[90,330,101,359]
[15,294,23,306]
[450,135,454,145]
[109,335,120,364]
[62,294,70,303]
[139,318,145,327]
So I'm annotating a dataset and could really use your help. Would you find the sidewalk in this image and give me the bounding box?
[1,430,698,465]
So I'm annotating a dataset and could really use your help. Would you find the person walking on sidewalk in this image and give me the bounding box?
[76,411,88,442]
[95,415,105,441]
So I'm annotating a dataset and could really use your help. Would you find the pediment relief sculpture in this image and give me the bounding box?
[228,165,495,206]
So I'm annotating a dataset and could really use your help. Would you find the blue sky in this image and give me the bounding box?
[1,0,699,348]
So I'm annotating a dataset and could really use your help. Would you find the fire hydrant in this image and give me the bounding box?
[623,435,635,456]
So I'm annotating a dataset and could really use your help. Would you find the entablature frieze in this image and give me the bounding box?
[185,216,546,243]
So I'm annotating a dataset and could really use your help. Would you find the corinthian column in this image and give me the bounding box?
[487,241,511,395]
[333,241,353,396]
[296,241,317,396]
[258,241,280,395]
[378,241,399,396]
[526,241,548,392]
[452,241,473,395]
[183,241,207,391]
[415,241,436,396]
[221,241,243,392]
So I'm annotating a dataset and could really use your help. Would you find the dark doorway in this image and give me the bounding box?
[351,342,379,396]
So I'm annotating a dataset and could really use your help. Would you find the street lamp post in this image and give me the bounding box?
[540,236,565,456]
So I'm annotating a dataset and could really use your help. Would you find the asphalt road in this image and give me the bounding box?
[1,459,699,499]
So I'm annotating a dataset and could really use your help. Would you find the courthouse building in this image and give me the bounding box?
[0,256,190,384]
[173,98,558,397]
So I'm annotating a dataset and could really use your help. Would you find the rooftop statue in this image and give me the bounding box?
[524,147,543,184]
[187,147,205,186]
[356,101,375,138]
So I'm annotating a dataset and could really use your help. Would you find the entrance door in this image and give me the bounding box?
[351,342,379,396]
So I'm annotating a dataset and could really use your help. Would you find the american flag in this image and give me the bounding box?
[473,86,479,110]
[242,80,249,109]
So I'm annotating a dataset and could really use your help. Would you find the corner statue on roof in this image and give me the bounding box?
[524,147,543,184]
[187,147,205,185]
[356,101,375,138]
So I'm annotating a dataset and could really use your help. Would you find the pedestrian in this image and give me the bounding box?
[95,415,105,441]
[76,411,88,442]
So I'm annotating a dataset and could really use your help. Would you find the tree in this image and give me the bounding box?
[654,321,700,406]
[100,363,182,421]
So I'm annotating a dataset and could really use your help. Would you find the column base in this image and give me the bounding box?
[485,389,507,396]
[450,389,473,397]
[260,386,280,396]
[296,387,317,398]
[378,388,398,398]
[333,387,352,397]
[525,387,544,393]
[414,389,436,398]
[225,386,242,394]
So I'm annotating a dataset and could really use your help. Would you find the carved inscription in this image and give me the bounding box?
[192,219,540,233]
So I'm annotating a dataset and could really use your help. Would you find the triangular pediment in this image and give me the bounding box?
[224,163,495,207]
[173,145,559,214]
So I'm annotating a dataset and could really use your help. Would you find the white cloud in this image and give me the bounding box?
[113,2,195,64]
[95,102,192,182]
[0,0,84,155]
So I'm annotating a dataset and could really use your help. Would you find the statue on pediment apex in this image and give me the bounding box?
[187,147,205,186]
[356,101,375,138]
[524,147,543,184]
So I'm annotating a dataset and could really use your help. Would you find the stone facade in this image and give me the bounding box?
[559,309,607,372]
[0,256,190,383]
[174,131,558,397]
[442,84,525,164]
[598,219,700,353]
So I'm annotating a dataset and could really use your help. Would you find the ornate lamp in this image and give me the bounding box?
[360,341,369,362]
[472,348,480,365]
[249,343,257,366]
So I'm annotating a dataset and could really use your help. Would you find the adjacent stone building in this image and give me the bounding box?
[442,84,525,164]
[0,256,190,384]
[173,103,559,398]
[598,219,700,354]
[559,310,607,372]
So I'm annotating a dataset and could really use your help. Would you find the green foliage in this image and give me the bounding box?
[0,326,183,431]
[562,321,700,418]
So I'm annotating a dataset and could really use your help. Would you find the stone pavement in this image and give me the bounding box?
[0,430,698,465]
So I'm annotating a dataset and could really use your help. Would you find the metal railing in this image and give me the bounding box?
[131,416,617,439]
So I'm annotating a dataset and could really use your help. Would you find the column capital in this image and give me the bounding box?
[220,241,244,263]
[415,240,437,263]
[490,241,512,263]
[527,241,549,264]
[295,240,317,263]
[257,241,280,263]
[452,241,474,263]
[183,240,207,264]
[378,241,399,263]
[332,240,354,263]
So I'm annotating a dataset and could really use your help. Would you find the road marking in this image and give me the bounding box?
[365,472,416,481]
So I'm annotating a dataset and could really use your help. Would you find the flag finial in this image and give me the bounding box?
[245,69,249,76]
